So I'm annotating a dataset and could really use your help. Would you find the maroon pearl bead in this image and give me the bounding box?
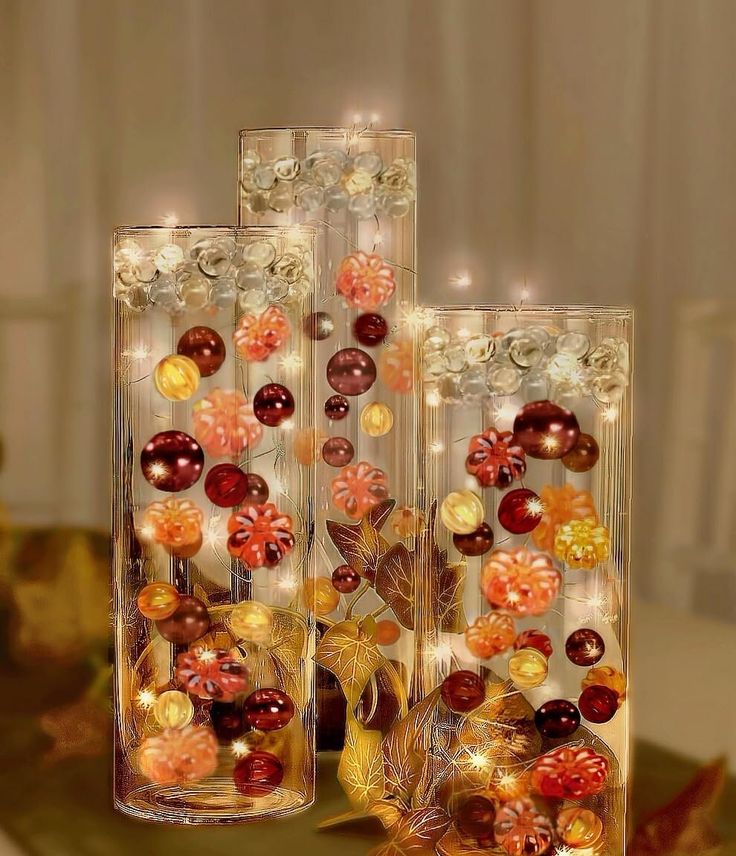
[324,394,350,421]
[210,701,247,743]
[243,472,270,505]
[205,464,249,507]
[155,596,210,644]
[243,688,295,731]
[140,430,204,492]
[322,437,354,467]
[513,400,580,459]
[566,628,605,666]
[453,522,494,557]
[177,326,226,377]
[326,348,377,396]
[514,629,553,658]
[332,564,361,593]
[497,488,543,534]
[353,313,388,347]
[441,670,486,713]
[579,685,619,723]
[535,699,581,738]
[562,432,600,473]
[455,795,496,840]
[304,311,334,341]
[233,750,284,796]
[253,383,295,427]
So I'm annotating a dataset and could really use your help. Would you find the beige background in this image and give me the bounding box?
[1,0,735,768]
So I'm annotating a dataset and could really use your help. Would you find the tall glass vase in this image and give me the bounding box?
[112,225,316,823]
[239,128,418,747]
[412,306,631,854]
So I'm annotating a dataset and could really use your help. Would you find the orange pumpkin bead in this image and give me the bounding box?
[137,582,180,620]
[465,613,516,659]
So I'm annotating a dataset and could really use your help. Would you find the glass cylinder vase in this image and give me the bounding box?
[412,306,631,854]
[112,225,316,823]
[239,128,418,747]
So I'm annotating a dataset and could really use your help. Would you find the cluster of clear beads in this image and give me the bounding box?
[113,235,312,314]
[422,325,630,407]
[240,148,416,220]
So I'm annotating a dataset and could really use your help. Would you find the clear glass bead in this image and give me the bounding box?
[499,328,526,352]
[380,190,412,218]
[180,275,210,309]
[241,149,260,172]
[198,246,231,277]
[268,184,294,212]
[189,238,212,260]
[438,373,462,404]
[273,156,301,182]
[114,239,142,271]
[323,185,349,211]
[311,156,344,188]
[244,240,276,268]
[423,352,449,378]
[272,254,303,283]
[557,331,590,359]
[378,159,410,190]
[115,268,138,289]
[149,276,179,309]
[444,344,468,373]
[527,326,553,352]
[459,366,490,400]
[591,371,627,403]
[520,371,549,401]
[488,364,522,395]
[134,258,158,283]
[424,326,451,352]
[343,169,373,196]
[509,336,543,368]
[209,278,238,309]
[352,151,383,177]
[348,192,376,219]
[254,164,277,190]
[213,236,237,258]
[298,185,324,211]
[265,276,290,302]
[245,191,268,214]
[154,243,184,273]
[465,334,495,363]
[546,353,587,392]
[586,342,618,372]
[238,287,269,314]
[237,261,266,291]
[122,284,149,312]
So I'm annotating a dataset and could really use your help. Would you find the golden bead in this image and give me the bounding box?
[556,807,603,848]
[302,577,340,616]
[229,600,273,644]
[508,647,548,688]
[360,402,394,437]
[440,490,485,535]
[582,664,627,704]
[153,354,200,401]
[137,582,181,620]
[154,690,194,729]
[554,516,610,569]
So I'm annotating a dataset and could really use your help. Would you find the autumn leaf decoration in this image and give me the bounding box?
[327,499,395,582]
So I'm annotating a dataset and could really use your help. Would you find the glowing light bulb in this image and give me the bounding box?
[526,497,545,517]
[450,272,472,288]
[467,752,492,771]
[137,689,156,710]
[161,212,179,227]
[231,740,251,759]
[429,440,444,454]
[279,353,303,371]
[373,231,384,246]
[425,390,440,408]
[602,405,618,423]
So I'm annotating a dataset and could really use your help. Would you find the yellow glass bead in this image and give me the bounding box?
[556,807,603,848]
[137,582,181,620]
[342,169,373,196]
[553,516,610,569]
[440,490,485,535]
[582,664,627,704]
[153,354,201,401]
[302,577,340,616]
[229,600,273,644]
[360,402,394,437]
[508,647,548,689]
[154,690,194,729]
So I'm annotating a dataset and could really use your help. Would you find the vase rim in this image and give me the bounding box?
[429,303,633,317]
[240,126,414,138]
[113,224,316,238]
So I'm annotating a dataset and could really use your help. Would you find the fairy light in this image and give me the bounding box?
[526,497,545,517]
[497,771,519,791]
[196,648,217,664]
[425,389,440,408]
[541,434,560,454]
[161,212,179,227]
[373,230,384,246]
[449,272,472,288]
[280,419,294,432]
[456,327,471,340]
[277,576,298,593]
[494,401,519,424]
[602,405,618,423]
[429,440,444,454]
[205,514,223,547]
[279,353,303,371]
[147,461,169,482]
[369,112,380,125]
[429,641,453,662]
[139,524,156,541]
[231,740,250,759]
[546,353,585,388]
[123,345,151,361]
[403,305,434,330]
[466,751,492,771]
[137,689,156,710]
[519,283,531,303]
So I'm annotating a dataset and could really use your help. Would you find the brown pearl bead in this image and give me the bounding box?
[453,522,494,557]
[562,432,600,472]
[322,437,354,467]
[513,399,580,459]
[155,595,210,644]
[441,670,486,713]
[331,564,361,593]
[177,326,226,377]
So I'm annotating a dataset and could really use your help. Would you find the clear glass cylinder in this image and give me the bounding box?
[239,129,418,745]
[112,225,316,823]
[415,306,631,854]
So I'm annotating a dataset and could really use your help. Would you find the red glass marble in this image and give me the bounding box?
[455,794,496,841]
[177,325,226,377]
[304,311,334,340]
[140,430,204,492]
[440,670,486,713]
[324,394,349,420]
[243,472,270,505]
[204,463,249,507]
[453,522,494,557]
[210,701,247,743]
[243,688,295,731]
[562,432,600,473]
[353,313,388,347]
[233,750,284,796]
[534,699,581,738]
[579,684,619,723]
[253,383,295,427]
[497,488,543,535]
[322,437,355,468]
[326,348,377,396]
[155,595,210,644]
[513,400,580,460]
[514,629,553,658]
[565,628,605,666]
[331,564,361,593]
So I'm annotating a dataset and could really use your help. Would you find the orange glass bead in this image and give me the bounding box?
[142,498,203,550]
[481,547,561,617]
[532,483,597,552]
[232,305,291,361]
[562,432,600,473]
[493,798,553,856]
[137,582,180,620]
[336,251,396,311]
[554,517,610,569]
[303,577,340,616]
[138,724,218,785]
[582,664,627,704]
[192,388,263,458]
[465,613,516,659]
[375,619,401,646]
[531,745,608,799]
[556,807,603,848]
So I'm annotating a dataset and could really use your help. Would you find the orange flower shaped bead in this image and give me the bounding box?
[233,305,291,362]
[175,648,248,701]
[466,428,527,489]
[530,746,609,799]
[227,503,295,569]
[465,613,516,659]
[379,337,414,393]
[331,460,389,520]
[481,547,561,616]
[142,498,203,550]
[493,797,553,856]
[138,725,218,785]
[532,484,597,552]
[336,251,396,311]
[554,516,610,569]
[192,388,264,458]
